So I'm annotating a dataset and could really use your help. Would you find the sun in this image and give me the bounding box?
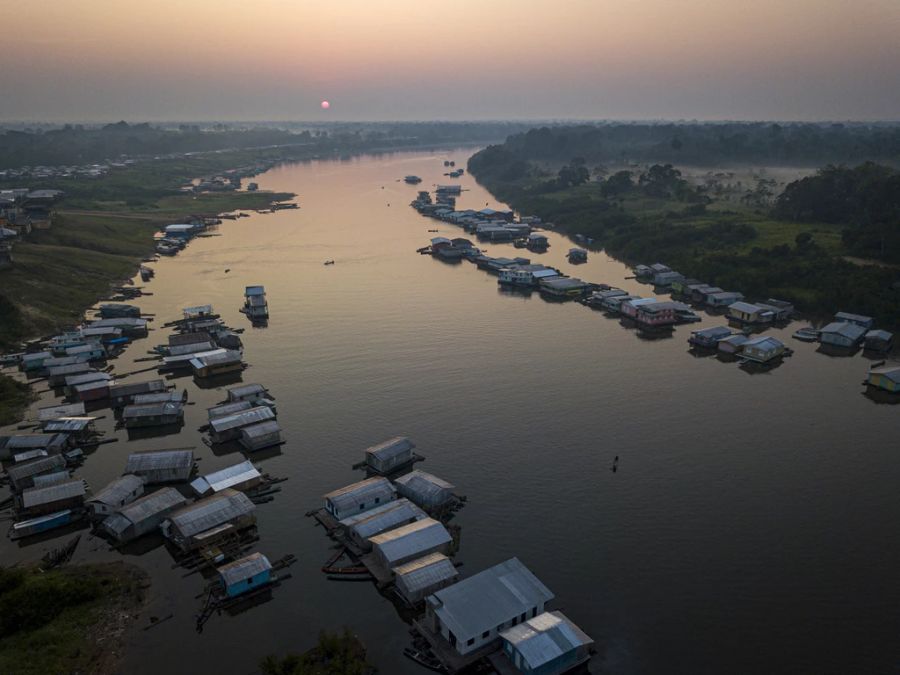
[321,100,330,110]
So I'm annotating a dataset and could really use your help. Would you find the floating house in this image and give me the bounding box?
[99,303,141,319]
[64,343,106,361]
[670,278,702,295]
[19,478,86,517]
[706,291,744,308]
[339,498,427,551]
[727,301,776,325]
[20,351,52,372]
[5,454,68,491]
[47,363,94,387]
[242,286,269,320]
[567,248,587,263]
[182,304,215,321]
[190,349,243,378]
[689,326,732,348]
[818,321,866,349]
[109,380,168,407]
[208,406,275,444]
[423,558,555,658]
[133,390,188,406]
[73,379,113,402]
[717,334,749,355]
[239,420,283,452]
[834,312,874,329]
[162,489,256,552]
[207,400,253,421]
[217,552,273,598]
[227,383,272,406]
[1,432,69,459]
[89,317,148,337]
[32,471,71,488]
[365,436,416,475]
[124,449,194,484]
[741,336,787,363]
[40,416,96,442]
[499,611,594,675]
[369,517,453,569]
[87,474,145,519]
[190,460,262,497]
[760,299,794,321]
[161,348,226,372]
[867,365,900,393]
[101,487,187,543]
[498,266,559,287]
[64,371,112,397]
[652,270,684,286]
[634,301,685,327]
[526,233,549,250]
[38,402,86,422]
[324,476,397,520]
[539,277,589,298]
[864,330,893,352]
[395,470,455,510]
[122,401,184,428]
[164,223,196,239]
[393,552,459,605]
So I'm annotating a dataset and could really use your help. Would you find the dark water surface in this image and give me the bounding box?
[3,149,899,675]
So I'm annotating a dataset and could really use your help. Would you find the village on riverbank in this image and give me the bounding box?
[411,182,899,392]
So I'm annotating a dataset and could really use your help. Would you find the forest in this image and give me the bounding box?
[468,131,900,329]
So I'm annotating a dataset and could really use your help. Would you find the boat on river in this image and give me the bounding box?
[792,326,819,342]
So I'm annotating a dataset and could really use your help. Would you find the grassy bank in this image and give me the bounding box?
[0,152,296,350]
[0,373,35,426]
[260,629,376,675]
[0,562,148,675]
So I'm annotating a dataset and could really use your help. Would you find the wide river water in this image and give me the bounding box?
[2,149,899,675]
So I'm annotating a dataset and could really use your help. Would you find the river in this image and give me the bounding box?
[2,148,899,675]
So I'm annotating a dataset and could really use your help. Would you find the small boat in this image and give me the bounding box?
[9,510,78,540]
[404,175,423,184]
[513,239,527,248]
[792,326,819,342]
[324,260,335,266]
[403,648,446,673]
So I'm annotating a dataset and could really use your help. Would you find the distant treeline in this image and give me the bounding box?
[0,121,537,170]
[493,123,900,166]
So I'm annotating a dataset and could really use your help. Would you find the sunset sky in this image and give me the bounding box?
[3,0,899,121]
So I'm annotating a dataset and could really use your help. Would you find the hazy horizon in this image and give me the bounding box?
[3,0,900,122]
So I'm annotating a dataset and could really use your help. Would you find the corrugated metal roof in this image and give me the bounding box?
[42,417,95,433]
[743,336,784,350]
[393,552,458,593]
[835,312,873,324]
[64,372,111,387]
[227,383,267,400]
[167,489,255,538]
[691,326,732,340]
[365,436,414,460]
[218,552,272,586]
[240,420,281,439]
[429,558,554,640]
[866,329,893,341]
[38,402,86,421]
[340,498,427,540]
[244,286,266,296]
[369,518,451,564]
[5,433,64,449]
[6,455,67,482]
[167,341,213,356]
[729,301,765,314]
[116,487,187,525]
[21,479,85,508]
[209,406,274,433]
[190,460,260,495]
[207,400,253,420]
[395,471,455,502]
[820,321,867,340]
[89,474,144,506]
[133,391,185,405]
[501,611,592,669]
[12,449,48,463]
[31,471,72,488]
[324,477,396,513]
[182,304,213,317]
[122,402,183,418]
[125,449,194,473]
[190,349,242,369]
[109,379,167,398]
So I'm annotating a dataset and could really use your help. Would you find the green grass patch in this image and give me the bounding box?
[0,563,148,675]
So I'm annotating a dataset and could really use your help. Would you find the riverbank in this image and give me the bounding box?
[0,372,35,426]
[467,148,900,330]
[0,561,149,675]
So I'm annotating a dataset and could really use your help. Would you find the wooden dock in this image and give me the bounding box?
[411,619,499,675]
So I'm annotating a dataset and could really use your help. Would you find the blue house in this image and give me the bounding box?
[217,552,272,598]
[500,611,594,675]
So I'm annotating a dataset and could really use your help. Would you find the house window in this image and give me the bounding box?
[532,607,537,618]
[466,638,474,647]
[360,504,365,510]
[375,497,380,504]
[520,612,526,622]
[497,624,504,632]
[512,617,518,626]
[482,631,489,639]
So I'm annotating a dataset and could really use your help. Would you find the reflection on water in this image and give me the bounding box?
[2,148,900,675]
